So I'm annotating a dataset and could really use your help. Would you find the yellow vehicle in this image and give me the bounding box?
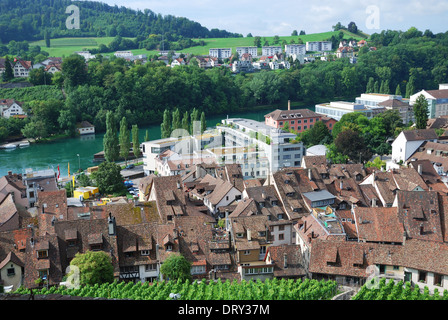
[97,198,111,206]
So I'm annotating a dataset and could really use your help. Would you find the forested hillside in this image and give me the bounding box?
[0,0,241,43]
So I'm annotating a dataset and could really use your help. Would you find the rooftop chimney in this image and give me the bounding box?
[283,253,288,269]
[417,164,422,175]
[308,168,312,180]
[108,212,116,235]
[247,229,252,241]
[288,100,291,111]
[371,198,377,207]
[177,181,181,189]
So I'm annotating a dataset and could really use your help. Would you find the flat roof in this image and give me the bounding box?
[225,118,296,138]
[302,190,336,202]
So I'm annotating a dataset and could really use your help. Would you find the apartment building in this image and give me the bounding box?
[236,46,258,57]
[284,44,306,57]
[262,46,282,56]
[305,41,332,52]
[264,101,332,133]
[410,84,448,119]
[209,48,232,59]
[219,118,303,177]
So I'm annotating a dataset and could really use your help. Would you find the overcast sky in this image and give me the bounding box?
[97,0,448,36]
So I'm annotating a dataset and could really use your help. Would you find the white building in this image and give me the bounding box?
[262,46,282,56]
[236,46,258,57]
[114,51,133,58]
[142,137,188,175]
[410,84,448,119]
[355,93,404,107]
[219,118,303,177]
[209,48,232,59]
[0,99,26,119]
[75,51,96,61]
[391,129,438,164]
[142,118,304,180]
[315,101,383,121]
[355,93,414,124]
[13,59,32,77]
[77,121,95,135]
[305,41,332,52]
[284,44,306,57]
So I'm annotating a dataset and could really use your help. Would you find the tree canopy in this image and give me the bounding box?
[68,250,114,286]
[160,254,192,282]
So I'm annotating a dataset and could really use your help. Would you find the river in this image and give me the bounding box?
[0,106,313,177]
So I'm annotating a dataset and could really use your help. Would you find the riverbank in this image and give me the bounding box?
[0,138,33,149]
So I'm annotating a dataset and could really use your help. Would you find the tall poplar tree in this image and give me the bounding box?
[406,75,416,98]
[103,111,119,162]
[171,108,181,132]
[119,116,131,165]
[3,56,14,81]
[161,109,171,139]
[395,84,402,96]
[200,111,206,134]
[132,124,141,158]
[366,77,375,93]
[413,94,429,129]
[182,111,189,133]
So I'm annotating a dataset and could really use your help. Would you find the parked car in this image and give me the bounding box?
[125,164,135,169]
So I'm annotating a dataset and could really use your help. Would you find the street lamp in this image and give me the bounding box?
[77,154,80,172]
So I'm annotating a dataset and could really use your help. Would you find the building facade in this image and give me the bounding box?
[209,48,232,59]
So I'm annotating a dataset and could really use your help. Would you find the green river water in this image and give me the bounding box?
[0,109,283,177]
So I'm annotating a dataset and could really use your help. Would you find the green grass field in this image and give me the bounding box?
[30,30,367,58]
[30,37,127,57]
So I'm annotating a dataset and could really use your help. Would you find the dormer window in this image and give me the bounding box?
[37,250,48,259]
[237,233,244,238]
[141,250,150,256]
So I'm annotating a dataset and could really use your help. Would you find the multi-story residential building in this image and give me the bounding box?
[209,48,232,59]
[391,129,438,164]
[264,102,333,133]
[410,84,448,119]
[218,117,302,177]
[13,59,32,78]
[284,44,306,57]
[378,99,414,124]
[228,215,274,281]
[114,51,133,58]
[262,46,282,56]
[22,168,58,208]
[0,99,26,119]
[315,101,386,121]
[236,46,258,57]
[336,46,354,58]
[232,60,253,73]
[354,92,414,124]
[305,41,332,52]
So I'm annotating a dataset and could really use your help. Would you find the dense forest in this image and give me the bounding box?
[0,0,241,43]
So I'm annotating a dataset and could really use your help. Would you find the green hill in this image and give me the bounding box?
[0,0,240,43]
[29,30,367,57]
